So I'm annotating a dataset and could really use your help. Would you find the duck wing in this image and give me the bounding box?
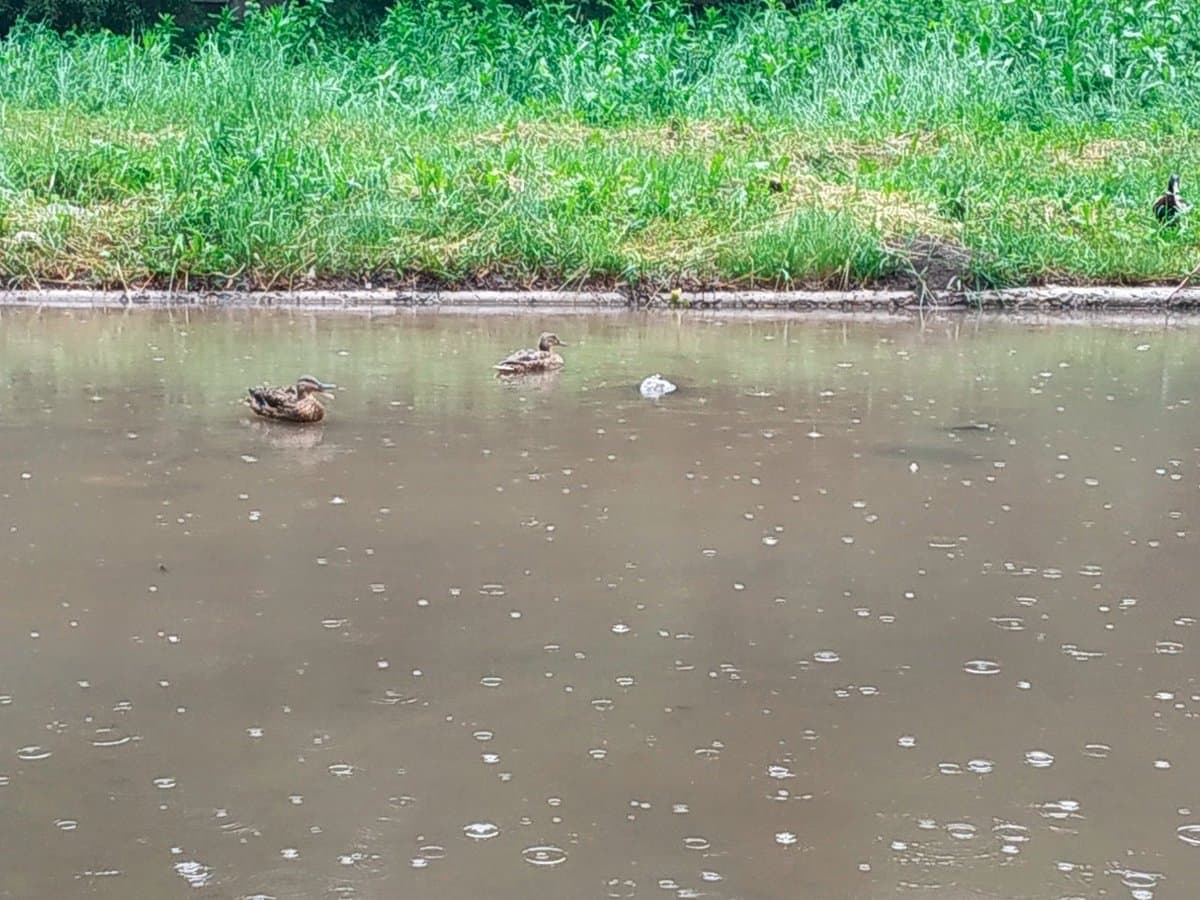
[494,347,543,372]
[247,385,297,417]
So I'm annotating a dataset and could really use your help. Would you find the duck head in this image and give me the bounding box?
[538,333,567,351]
[295,375,336,399]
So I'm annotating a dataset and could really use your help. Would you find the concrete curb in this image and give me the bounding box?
[2,286,1200,311]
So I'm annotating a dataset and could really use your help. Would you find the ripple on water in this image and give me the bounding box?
[90,727,135,748]
[16,745,52,761]
[464,822,499,841]
[173,859,213,889]
[1036,799,1082,821]
[1082,743,1112,759]
[1025,750,1055,768]
[1108,866,1162,898]
[813,650,840,663]
[1177,824,1200,846]
[522,845,568,867]
[683,837,711,851]
[963,660,1001,675]
[945,823,977,840]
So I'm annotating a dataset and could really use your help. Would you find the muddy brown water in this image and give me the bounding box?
[1,310,1199,899]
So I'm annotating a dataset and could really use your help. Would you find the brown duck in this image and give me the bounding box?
[246,375,336,423]
[494,333,567,375]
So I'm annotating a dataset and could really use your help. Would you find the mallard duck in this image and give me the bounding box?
[1154,173,1189,227]
[246,375,336,424]
[494,333,567,375]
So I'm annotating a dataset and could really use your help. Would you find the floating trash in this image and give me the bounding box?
[639,375,677,399]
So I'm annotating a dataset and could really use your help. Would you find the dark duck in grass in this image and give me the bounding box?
[246,375,336,423]
[494,332,567,375]
[1154,173,1188,228]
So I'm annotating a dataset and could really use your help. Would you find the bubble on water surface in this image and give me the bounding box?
[522,845,568,867]
[1155,641,1184,655]
[463,822,499,841]
[1082,743,1111,759]
[55,818,78,831]
[813,650,840,663]
[480,676,504,688]
[963,660,1000,675]
[683,836,710,851]
[327,764,355,777]
[898,735,917,748]
[611,623,630,634]
[775,832,798,847]
[966,759,994,774]
[1024,750,1054,768]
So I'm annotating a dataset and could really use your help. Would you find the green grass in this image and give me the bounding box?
[1,0,1199,291]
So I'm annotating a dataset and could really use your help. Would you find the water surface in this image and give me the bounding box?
[1,310,1199,899]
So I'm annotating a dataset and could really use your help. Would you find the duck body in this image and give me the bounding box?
[494,333,567,375]
[1154,173,1188,227]
[247,375,335,424]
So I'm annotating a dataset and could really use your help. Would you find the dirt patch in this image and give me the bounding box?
[882,234,977,296]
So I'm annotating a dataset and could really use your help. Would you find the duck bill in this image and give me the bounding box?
[319,382,337,399]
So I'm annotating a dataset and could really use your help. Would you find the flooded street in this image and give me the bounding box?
[3,309,1200,899]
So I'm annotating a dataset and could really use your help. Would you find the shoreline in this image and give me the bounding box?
[2,285,1200,314]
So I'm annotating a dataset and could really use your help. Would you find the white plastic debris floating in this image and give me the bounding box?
[640,374,677,399]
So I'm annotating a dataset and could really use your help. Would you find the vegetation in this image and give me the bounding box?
[1,0,1199,292]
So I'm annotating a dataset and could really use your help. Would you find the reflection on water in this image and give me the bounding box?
[1,309,1200,898]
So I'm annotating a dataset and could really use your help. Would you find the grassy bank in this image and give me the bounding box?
[2,0,1199,292]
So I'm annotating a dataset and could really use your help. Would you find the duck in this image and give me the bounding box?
[494,333,567,375]
[246,375,336,424]
[1154,173,1189,227]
